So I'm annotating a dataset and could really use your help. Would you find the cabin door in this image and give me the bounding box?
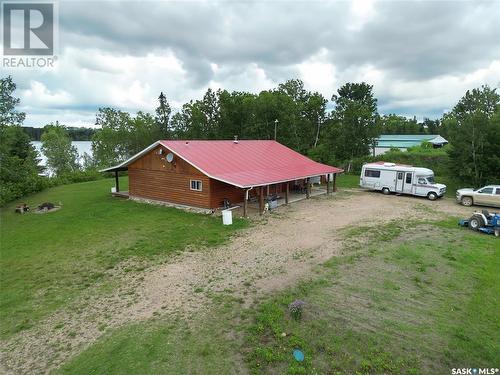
[395,171,404,192]
[402,172,414,194]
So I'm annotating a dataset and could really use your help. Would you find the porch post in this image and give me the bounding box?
[243,189,248,218]
[333,173,337,192]
[115,171,120,192]
[285,182,289,205]
[326,174,331,194]
[306,178,310,199]
[259,186,264,215]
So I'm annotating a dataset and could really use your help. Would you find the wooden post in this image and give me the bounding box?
[306,178,310,199]
[115,171,120,192]
[326,174,331,194]
[259,186,264,215]
[285,182,289,205]
[333,173,337,192]
[243,189,248,218]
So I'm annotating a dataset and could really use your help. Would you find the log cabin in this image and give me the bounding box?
[101,140,343,216]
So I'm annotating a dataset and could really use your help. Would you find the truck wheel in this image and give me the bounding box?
[469,215,485,231]
[382,188,390,195]
[461,196,473,206]
[427,192,438,201]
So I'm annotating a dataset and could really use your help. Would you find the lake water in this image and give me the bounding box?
[31,141,92,166]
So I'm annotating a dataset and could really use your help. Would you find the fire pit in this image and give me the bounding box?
[35,202,61,214]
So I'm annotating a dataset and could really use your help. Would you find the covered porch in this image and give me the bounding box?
[238,174,338,217]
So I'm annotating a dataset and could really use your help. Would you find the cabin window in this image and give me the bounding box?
[405,173,412,184]
[418,178,427,185]
[190,180,203,191]
[397,172,403,180]
[364,169,380,178]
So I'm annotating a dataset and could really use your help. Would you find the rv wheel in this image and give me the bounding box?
[427,192,438,201]
[468,215,485,231]
[382,188,390,195]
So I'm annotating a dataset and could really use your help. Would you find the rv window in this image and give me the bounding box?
[397,172,403,180]
[418,178,427,185]
[405,173,412,184]
[364,169,381,178]
[496,188,500,195]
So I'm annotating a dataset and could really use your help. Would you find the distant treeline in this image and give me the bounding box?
[23,126,96,141]
[1,74,499,206]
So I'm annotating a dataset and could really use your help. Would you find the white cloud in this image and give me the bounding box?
[296,49,337,97]
[21,81,73,108]
[348,0,378,31]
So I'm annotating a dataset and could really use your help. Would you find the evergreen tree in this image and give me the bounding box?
[0,77,43,205]
[155,92,172,138]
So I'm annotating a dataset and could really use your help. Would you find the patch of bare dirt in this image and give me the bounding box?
[0,191,473,374]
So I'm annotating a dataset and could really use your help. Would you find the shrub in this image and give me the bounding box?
[288,300,305,321]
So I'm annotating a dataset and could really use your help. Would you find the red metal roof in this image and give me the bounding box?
[101,140,343,188]
[160,140,343,188]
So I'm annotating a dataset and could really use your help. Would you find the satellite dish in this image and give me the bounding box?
[166,153,174,163]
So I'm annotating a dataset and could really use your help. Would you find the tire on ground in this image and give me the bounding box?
[468,215,485,231]
[461,196,473,206]
[427,192,438,201]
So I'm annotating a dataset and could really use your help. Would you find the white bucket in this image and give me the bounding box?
[222,209,233,225]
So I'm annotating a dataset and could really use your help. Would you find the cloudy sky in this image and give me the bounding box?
[4,0,500,127]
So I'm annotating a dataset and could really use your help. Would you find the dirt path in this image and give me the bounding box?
[0,191,474,374]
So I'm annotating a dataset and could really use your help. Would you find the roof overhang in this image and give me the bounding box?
[100,140,344,188]
[99,141,162,173]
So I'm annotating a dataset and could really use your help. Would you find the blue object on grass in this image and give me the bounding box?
[293,349,304,362]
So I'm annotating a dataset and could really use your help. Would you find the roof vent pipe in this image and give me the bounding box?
[185,141,189,145]
[233,135,238,144]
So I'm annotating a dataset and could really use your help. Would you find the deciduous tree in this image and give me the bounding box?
[445,85,500,185]
[41,123,79,176]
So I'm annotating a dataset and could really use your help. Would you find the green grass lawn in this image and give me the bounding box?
[57,218,499,375]
[335,173,360,189]
[0,177,246,339]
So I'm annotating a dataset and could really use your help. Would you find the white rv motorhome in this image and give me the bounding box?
[360,162,446,200]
